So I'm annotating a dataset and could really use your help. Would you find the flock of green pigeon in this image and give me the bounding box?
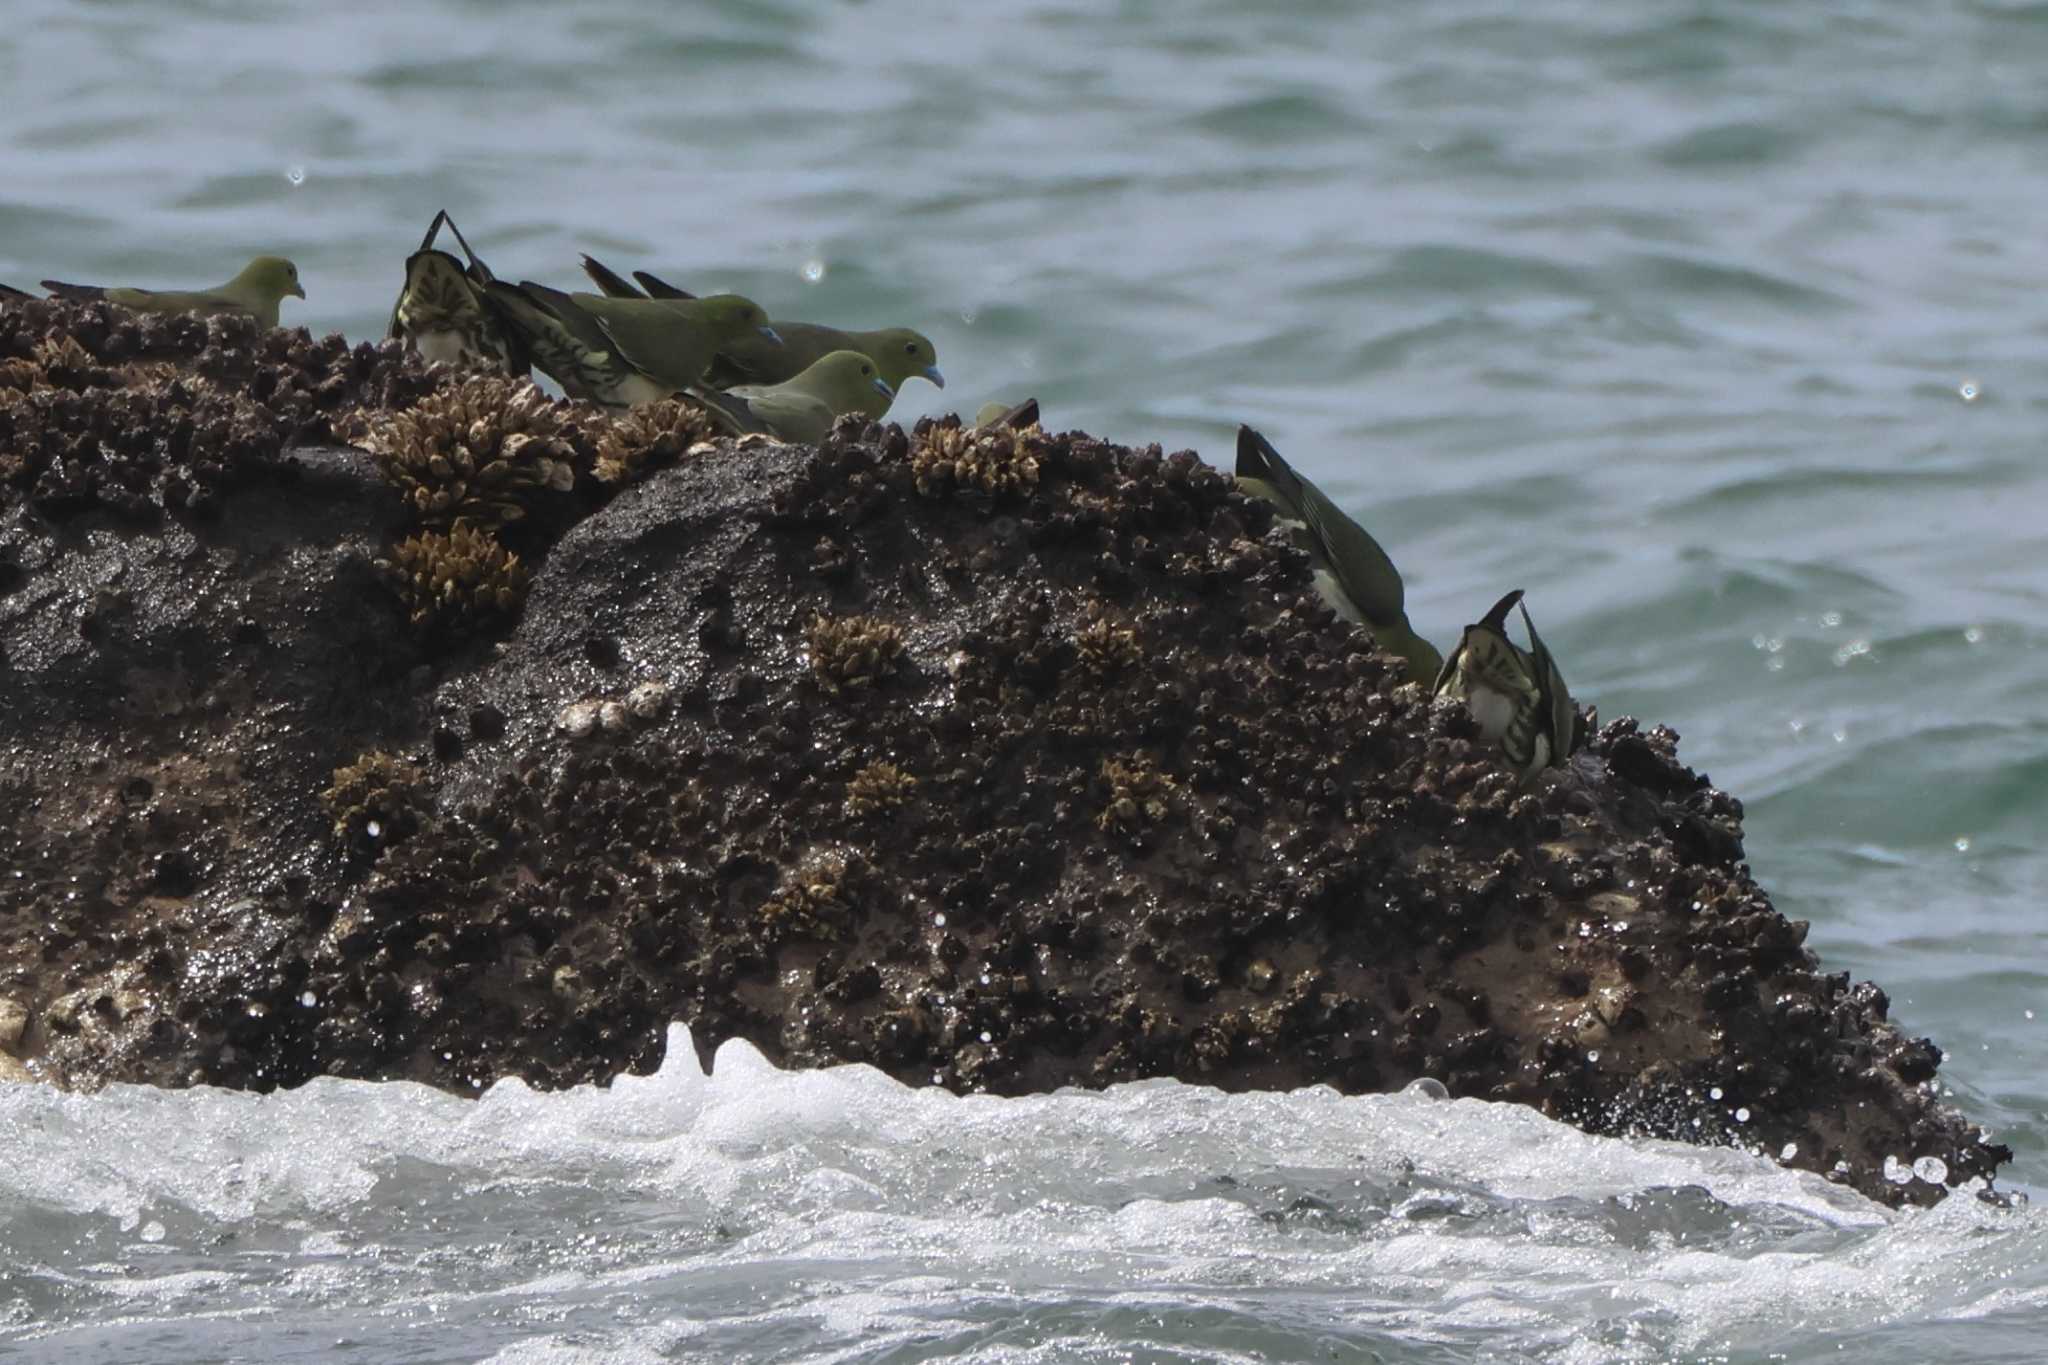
[0,210,1587,779]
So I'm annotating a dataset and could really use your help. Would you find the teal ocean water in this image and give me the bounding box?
[4,2,2048,1359]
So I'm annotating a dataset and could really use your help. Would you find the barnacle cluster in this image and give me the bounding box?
[379,524,531,634]
[760,849,860,938]
[909,414,1044,497]
[321,751,435,850]
[806,612,905,692]
[1096,753,1176,833]
[589,398,718,485]
[843,759,918,818]
[361,376,581,529]
[1072,606,1142,677]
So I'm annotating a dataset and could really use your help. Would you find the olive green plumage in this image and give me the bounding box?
[40,255,305,328]
[1433,588,1584,780]
[692,349,895,443]
[387,211,527,375]
[574,253,941,397]
[1233,424,1442,686]
[485,281,780,408]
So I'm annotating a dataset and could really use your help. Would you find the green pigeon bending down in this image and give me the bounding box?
[692,349,895,444]
[1233,425,1442,686]
[1432,588,1586,780]
[573,254,942,397]
[40,255,305,328]
[973,398,1040,430]
[484,280,780,408]
[387,210,527,375]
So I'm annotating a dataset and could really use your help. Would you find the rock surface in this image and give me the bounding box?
[0,297,2009,1207]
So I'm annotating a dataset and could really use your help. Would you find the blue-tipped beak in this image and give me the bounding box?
[758,325,783,345]
[922,365,945,389]
[291,284,307,299]
[872,376,896,400]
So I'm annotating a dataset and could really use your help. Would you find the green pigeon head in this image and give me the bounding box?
[867,327,944,391]
[234,255,306,302]
[794,349,896,412]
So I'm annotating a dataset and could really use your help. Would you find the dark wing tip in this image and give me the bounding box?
[1000,397,1040,430]
[0,281,31,299]
[1479,588,1526,631]
[417,209,450,252]
[1235,423,1274,478]
[581,254,646,298]
[633,270,696,301]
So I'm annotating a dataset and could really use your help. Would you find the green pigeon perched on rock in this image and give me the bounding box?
[1233,424,1442,686]
[387,210,527,375]
[974,398,1040,430]
[573,255,942,397]
[485,281,780,408]
[1432,588,1585,780]
[691,349,895,443]
[40,255,305,328]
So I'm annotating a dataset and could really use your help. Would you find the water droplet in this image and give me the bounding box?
[979,1031,991,1043]
[934,913,947,928]
[299,991,317,1008]
[286,165,306,186]
[1586,1050,1600,1063]
[2026,1009,2035,1021]
[1964,626,1985,645]
[141,1220,166,1243]
[1913,1155,1949,1184]
[365,819,383,839]
[1819,610,1842,629]
[1710,1087,1723,1100]
[959,310,978,326]
[1780,1142,1799,1160]
[1735,1107,1750,1122]
[1955,837,1972,853]
[1958,379,1980,402]
[1883,1155,1913,1184]
[801,259,826,283]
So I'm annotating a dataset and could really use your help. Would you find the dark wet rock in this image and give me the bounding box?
[0,300,2009,1208]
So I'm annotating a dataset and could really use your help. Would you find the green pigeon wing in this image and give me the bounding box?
[725,386,834,443]
[684,384,767,437]
[483,280,636,400]
[580,295,719,391]
[974,398,1040,430]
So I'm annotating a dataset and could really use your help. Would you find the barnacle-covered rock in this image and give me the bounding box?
[590,398,718,485]
[806,612,904,692]
[909,413,1044,497]
[379,524,531,634]
[361,376,581,529]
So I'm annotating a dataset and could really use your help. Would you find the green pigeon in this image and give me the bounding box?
[973,398,1040,430]
[484,281,780,408]
[1234,425,1442,686]
[1432,588,1585,779]
[707,320,942,396]
[579,254,695,301]
[572,255,941,396]
[691,349,895,443]
[41,255,305,328]
[387,210,527,375]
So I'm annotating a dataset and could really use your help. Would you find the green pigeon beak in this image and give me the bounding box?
[758,325,783,345]
[923,365,945,389]
[872,376,896,399]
